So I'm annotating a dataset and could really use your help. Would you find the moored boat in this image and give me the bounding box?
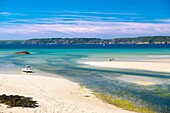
[22,65,33,73]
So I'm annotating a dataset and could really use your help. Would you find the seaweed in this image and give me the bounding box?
[93,92,155,113]
[0,94,39,108]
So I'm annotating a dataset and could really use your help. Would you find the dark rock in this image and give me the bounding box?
[12,51,31,54]
[84,95,89,97]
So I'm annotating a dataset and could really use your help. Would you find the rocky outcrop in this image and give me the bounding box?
[12,51,31,54]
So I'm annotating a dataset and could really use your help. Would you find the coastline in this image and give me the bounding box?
[83,59,170,73]
[83,59,170,86]
[1,48,170,112]
[0,73,134,113]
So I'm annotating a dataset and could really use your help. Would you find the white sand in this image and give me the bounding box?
[116,75,165,86]
[133,81,155,86]
[0,74,134,113]
[83,60,170,86]
[83,60,170,73]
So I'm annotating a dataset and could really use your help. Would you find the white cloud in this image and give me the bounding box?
[0,12,25,16]
[47,11,137,16]
[0,12,11,15]
[155,19,170,23]
[0,20,170,38]
[0,11,169,39]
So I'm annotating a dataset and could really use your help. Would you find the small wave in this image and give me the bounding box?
[0,55,10,57]
[147,55,170,58]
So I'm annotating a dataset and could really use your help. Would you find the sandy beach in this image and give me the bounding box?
[83,60,170,86]
[83,60,170,73]
[0,73,134,113]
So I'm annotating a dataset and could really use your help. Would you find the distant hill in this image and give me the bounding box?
[0,36,170,44]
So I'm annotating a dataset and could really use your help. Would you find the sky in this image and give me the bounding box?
[0,0,170,40]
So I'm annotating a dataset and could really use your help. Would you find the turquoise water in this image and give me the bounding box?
[0,45,170,112]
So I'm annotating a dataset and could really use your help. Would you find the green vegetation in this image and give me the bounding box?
[114,36,170,44]
[157,93,170,98]
[154,86,170,98]
[154,86,169,94]
[0,36,170,44]
[0,94,39,108]
[93,92,155,113]
[80,85,86,93]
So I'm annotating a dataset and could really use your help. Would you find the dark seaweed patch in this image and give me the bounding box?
[0,94,39,108]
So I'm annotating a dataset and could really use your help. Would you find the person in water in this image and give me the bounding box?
[109,58,114,61]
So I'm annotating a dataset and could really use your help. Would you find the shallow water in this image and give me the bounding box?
[0,44,170,112]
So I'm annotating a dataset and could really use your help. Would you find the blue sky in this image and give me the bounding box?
[0,0,170,40]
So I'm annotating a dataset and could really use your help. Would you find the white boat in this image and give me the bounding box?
[22,65,33,73]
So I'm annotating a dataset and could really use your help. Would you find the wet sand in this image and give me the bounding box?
[83,60,170,73]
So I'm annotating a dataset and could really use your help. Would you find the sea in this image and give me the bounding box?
[0,44,170,112]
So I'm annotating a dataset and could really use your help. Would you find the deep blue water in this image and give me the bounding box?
[0,44,170,49]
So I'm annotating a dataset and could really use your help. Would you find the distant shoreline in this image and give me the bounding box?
[0,36,170,44]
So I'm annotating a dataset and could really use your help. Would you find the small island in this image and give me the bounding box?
[12,51,31,54]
